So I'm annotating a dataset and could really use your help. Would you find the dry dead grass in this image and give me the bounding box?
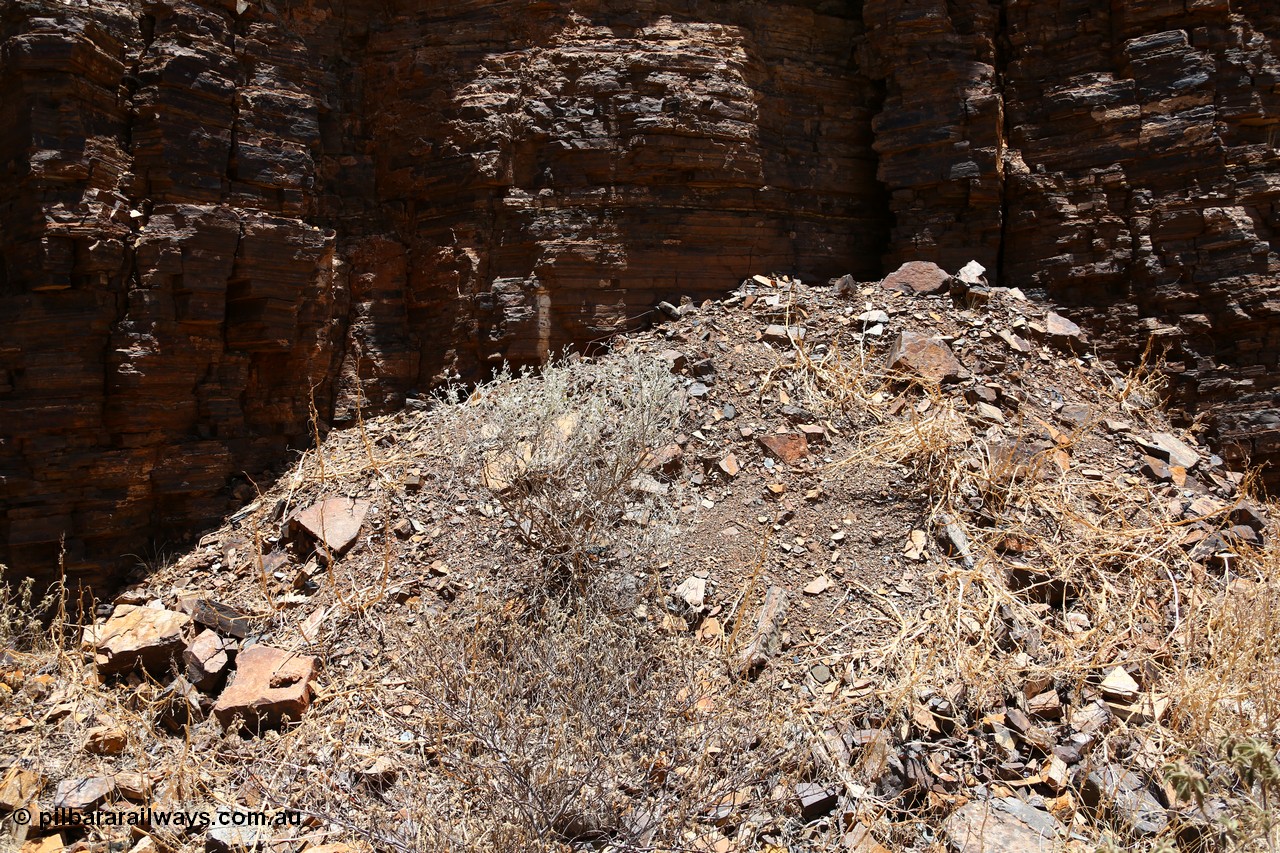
[5,291,1279,853]
[786,320,1280,851]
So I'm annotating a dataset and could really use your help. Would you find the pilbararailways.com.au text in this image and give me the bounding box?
[29,807,302,831]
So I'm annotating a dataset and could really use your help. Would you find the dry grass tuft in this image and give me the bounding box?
[785,320,1280,850]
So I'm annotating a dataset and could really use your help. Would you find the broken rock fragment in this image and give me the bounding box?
[180,598,252,639]
[717,453,740,478]
[887,331,967,384]
[213,645,319,732]
[85,726,128,755]
[206,813,271,853]
[643,443,684,475]
[1136,432,1200,469]
[881,260,950,295]
[1043,312,1086,350]
[945,797,1063,853]
[1084,765,1169,836]
[53,776,116,811]
[289,497,370,557]
[655,348,688,373]
[794,782,839,819]
[184,629,232,690]
[757,432,809,464]
[0,767,42,810]
[82,605,191,675]
[956,260,987,287]
[762,324,805,345]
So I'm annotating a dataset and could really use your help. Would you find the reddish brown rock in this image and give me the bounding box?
[0,767,42,810]
[289,498,370,557]
[757,433,810,465]
[717,454,741,478]
[643,443,684,476]
[4,0,1280,594]
[887,331,968,384]
[53,777,116,811]
[213,645,319,732]
[184,629,232,691]
[1044,312,1086,349]
[881,261,951,295]
[81,606,191,675]
[85,726,128,756]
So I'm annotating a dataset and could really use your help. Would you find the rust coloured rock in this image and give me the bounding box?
[213,644,319,732]
[289,498,370,557]
[81,605,191,675]
[887,331,968,384]
[184,628,232,691]
[757,433,810,465]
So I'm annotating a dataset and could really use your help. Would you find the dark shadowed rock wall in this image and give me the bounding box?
[1,0,1278,589]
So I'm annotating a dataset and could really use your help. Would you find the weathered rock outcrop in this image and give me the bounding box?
[2,0,1279,590]
[1000,0,1280,476]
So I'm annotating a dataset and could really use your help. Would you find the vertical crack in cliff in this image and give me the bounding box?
[992,0,1010,288]
[7,0,1280,589]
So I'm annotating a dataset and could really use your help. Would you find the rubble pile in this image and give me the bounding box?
[1,261,1277,852]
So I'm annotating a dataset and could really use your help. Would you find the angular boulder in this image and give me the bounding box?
[945,797,1063,853]
[81,605,191,675]
[288,497,370,557]
[213,645,319,732]
[881,261,951,295]
[887,331,968,384]
[184,629,233,691]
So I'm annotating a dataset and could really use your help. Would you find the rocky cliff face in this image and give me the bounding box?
[2,0,1279,589]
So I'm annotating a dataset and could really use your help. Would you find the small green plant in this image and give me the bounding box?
[1164,758,1209,812]
[1164,740,1280,851]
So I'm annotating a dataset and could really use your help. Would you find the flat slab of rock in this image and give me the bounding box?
[82,605,191,675]
[0,767,42,810]
[289,497,369,556]
[1044,311,1086,348]
[206,817,270,852]
[881,260,950,295]
[1136,432,1200,469]
[21,835,64,853]
[757,433,809,464]
[888,330,967,384]
[762,324,806,344]
[795,782,839,819]
[945,797,1063,853]
[53,776,116,810]
[1084,765,1169,836]
[213,645,319,732]
[189,598,252,639]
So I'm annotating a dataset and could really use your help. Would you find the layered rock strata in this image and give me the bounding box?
[0,0,887,588]
[2,0,1279,589]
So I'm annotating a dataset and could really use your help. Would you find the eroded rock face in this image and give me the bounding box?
[2,0,1280,589]
[0,0,887,590]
